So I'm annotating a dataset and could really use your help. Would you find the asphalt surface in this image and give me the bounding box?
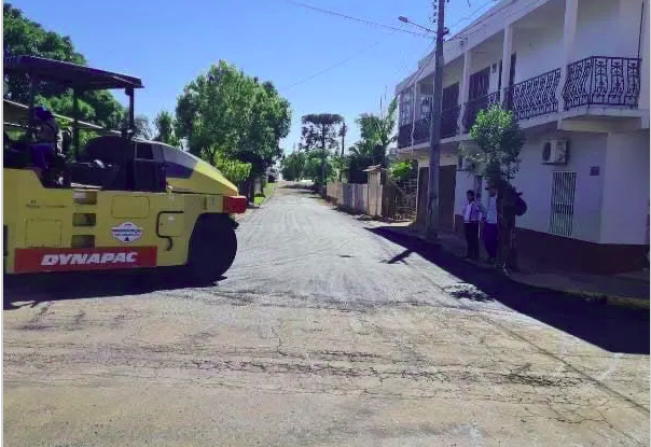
[4,182,650,446]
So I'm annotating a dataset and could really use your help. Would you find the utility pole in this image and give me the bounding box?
[339,122,347,181]
[425,0,446,242]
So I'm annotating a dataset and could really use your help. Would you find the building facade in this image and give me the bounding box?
[395,0,649,274]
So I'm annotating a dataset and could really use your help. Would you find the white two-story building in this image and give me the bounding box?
[395,0,649,275]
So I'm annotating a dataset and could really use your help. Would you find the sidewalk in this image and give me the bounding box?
[370,221,649,310]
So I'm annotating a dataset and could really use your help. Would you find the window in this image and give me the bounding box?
[549,171,577,237]
[400,88,414,125]
[136,143,154,160]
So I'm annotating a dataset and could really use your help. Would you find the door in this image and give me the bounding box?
[469,67,490,100]
[442,83,459,110]
[549,171,577,237]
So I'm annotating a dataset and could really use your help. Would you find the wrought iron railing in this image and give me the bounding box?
[463,91,500,133]
[398,124,412,148]
[503,68,561,120]
[562,56,641,110]
[413,118,430,145]
[441,105,460,139]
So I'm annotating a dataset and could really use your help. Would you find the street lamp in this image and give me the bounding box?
[398,15,434,33]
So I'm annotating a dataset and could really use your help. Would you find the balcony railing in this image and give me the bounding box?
[397,106,461,148]
[397,124,412,148]
[441,105,460,139]
[463,91,500,133]
[413,118,430,145]
[503,68,561,121]
[562,56,641,110]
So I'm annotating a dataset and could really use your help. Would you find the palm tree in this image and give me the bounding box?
[354,96,398,167]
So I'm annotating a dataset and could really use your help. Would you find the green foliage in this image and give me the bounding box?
[463,105,525,188]
[388,160,417,183]
[174,60,291,176]
[213,151,252,185]
[346,96,398,183]
[280,151,306,181]
[355,96,398,157]
[464,105,526,271]
[303,149,334,185]
[3,4,125,129]
[153,111,180,147]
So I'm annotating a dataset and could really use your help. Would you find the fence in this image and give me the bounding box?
[326,182,384,217]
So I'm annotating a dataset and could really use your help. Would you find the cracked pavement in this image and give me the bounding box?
[4,183,650,446]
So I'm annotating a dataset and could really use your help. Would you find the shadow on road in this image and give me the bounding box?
[368,226,650,355]
[3,268,223,310]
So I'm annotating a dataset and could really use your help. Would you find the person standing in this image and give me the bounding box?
[483,187,499,264]
[462,189,484,260]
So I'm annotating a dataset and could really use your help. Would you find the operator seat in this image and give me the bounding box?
[78,136,136,190]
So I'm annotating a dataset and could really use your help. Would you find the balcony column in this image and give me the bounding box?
[411,82,420,146]
[458,49,472,133]
[558,0,578,115]
[500,24,513,99]
[639,2,650,113]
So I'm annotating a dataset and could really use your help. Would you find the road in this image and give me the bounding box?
[4,182,650,447]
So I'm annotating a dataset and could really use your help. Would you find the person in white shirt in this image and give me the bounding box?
[482,186,499,264]
[462,189,485,260]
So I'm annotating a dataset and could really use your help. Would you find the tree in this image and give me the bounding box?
[461,105,526,272]
[346,97,398,183]
[303,150,334,185]
[280,151,306,181]
[356,96,398,163]
[388,159,417,184]
[175,61,291,200]
[153,111,180,146]
[133,115,152,140]
[213,152,252,186]
[3,4,125,129]
[300,113,343,187]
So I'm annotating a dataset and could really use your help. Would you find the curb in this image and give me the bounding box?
[378,226,649,311]
[559,289,650,310]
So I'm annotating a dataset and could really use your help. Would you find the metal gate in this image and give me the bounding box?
[549,171,577,237]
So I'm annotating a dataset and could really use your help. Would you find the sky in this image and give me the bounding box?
[11,0,498,153]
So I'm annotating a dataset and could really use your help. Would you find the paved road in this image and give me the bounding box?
[4,183,650,446]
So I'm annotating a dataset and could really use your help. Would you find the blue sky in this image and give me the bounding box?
[12,0,497,152]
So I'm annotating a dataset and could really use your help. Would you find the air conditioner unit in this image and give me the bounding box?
[541,139,569,165]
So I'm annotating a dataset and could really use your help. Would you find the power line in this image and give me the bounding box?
[448,0,498,30]
[279,30,399,92]
[280,0,430,38]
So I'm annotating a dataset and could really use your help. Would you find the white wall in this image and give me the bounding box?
[574,0,621,60]
[512,18,564,83]
[469,42,502,94]
[454,169,479,217]
[510,131,607,242]
[616,0,646,57]
[443,58,464,90]
[639,0,650,112]
[600,130,650,244]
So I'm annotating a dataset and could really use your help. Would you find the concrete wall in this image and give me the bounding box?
[511,131,607,242]
[469,39,502,94]
[600,129,650,244]
[326,183,383,217]
[512,16,564,83]
[639,0,650,113]
[574,0,645,60]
